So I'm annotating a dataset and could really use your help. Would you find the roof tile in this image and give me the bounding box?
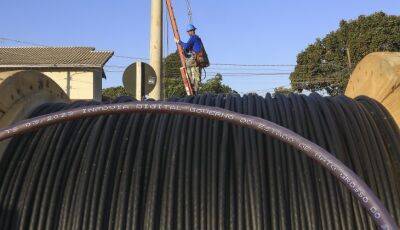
[0,47,114,68]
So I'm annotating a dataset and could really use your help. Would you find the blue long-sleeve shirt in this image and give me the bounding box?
[179,35,204,54]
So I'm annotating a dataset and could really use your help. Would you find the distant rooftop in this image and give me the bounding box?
[0,47,114,68]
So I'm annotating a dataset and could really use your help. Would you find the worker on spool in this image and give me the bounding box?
[175,24,209,94]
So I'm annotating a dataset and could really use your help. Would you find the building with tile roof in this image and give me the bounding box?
[0,47,114,101]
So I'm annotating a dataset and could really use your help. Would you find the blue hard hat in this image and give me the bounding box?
[186,24,197,32]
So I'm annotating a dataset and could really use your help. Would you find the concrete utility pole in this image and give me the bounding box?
[346,47,352,69]
[149,0,163,100]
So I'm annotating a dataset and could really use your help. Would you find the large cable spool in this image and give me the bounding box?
[0,94,399,229]
[346,52,400,127]
[0,70,69,161]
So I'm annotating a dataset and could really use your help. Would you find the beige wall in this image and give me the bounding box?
[0,69,103,101]
[41,70,102,101]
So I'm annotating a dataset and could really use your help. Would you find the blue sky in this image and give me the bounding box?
[1,1,399,94]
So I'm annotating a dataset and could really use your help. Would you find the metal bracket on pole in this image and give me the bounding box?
[136,62,146,101]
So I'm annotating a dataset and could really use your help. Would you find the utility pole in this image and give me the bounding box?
[346,47,352,69]
[149,0,163,100]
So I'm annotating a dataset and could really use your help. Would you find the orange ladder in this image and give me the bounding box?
[165,0,194,95]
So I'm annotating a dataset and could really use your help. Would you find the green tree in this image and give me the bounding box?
[102,86,132,101]
[200,73,233,94]
[273,86,293,96]
[164,51,186,97]
[290,12,400,95]
[164,51,234,97]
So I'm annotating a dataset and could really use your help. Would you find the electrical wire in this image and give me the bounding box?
[1,36,354,67]
[184,0,193,23]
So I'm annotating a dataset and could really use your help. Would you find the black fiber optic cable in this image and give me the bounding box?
[0,94,399,229]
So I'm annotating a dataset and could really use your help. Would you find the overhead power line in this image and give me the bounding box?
[184,0,193,23]
[1,36,353,68]
[0,37,48,47]
[211,63,296,67]
[112,55,149,61]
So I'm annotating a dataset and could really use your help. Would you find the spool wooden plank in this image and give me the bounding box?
[346,52,400,127]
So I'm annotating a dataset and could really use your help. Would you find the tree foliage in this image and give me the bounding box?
[290,12,400,95]
[200,74,233,94]
[273,86,293,96]
[164,51,234,97]
[102,86,132,101]
[164,51,186,97]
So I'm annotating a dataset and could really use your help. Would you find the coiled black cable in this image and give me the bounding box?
[0,93,399,229]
